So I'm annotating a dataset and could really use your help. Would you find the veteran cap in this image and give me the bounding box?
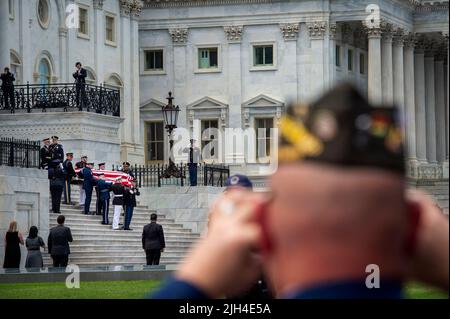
[278,83,404,174]
[225,174,253,190]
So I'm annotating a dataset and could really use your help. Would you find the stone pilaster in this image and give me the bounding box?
[381,22,394,105]
[392,28,405,110]
[305,21,327,101]
[0,0,10,69]
[424,39,437,164]
[365,25,383,104]
[414,35,427,164]
[435,46,447,166]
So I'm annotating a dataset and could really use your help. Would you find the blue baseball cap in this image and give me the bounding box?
[225,174,253,190]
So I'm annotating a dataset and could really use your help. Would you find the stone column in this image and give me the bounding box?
[392,30,405,110]
[328,23,338,89]
[435,53,446,164]
[381,23,394,105]
[306,21,327,102]
[93,0,104,84]
[424,44,437,164]
[0,0,10,68]
[403,34,417,166]
[224,25,244,163]
[58,27,68,83]
[130,12,142,150]
[366,26,383,104]
[414,37,427,163]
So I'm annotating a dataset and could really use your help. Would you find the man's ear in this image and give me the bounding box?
[404,199,422,256]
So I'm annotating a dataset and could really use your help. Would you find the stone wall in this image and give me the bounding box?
[0,112,123,168]
[139,186,224,234]
[0,167,49,268]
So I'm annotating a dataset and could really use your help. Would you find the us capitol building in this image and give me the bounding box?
[0,0,448,181]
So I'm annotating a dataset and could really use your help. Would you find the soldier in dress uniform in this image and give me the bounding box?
[63,153,76,205]
[111,177,125,230]
[75,155,88,206]
[123,182,140,231]
[40,138,52,169]
[96,173,113,225]
[121,162,135,179]
[82,162,96,215]
[48,159,65,215]
[95,162,106,216]
[49,136,64,161]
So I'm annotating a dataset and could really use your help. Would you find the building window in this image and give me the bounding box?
[10,51,21,85]
[37,0,50,29]
[146,122,164,162]
[144,50,164,71]
[348,49,353,71]
[253,45,274,66]
[256,118,273,159]
[360,53,365,75]
[335,45,341,67]
[78,6,89,38]
[38,58,51,85]
[201,119,218,160]
[9,0,14,19]
[105,14,116,45]
[198,47,218,69]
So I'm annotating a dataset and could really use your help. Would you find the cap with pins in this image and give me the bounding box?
[278,83,404,174]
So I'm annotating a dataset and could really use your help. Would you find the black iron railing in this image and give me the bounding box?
[112,163,230,187]
[0,137,41,168]
[0,82,120,116]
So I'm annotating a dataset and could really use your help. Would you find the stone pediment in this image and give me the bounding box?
[186,96,228,110]
[242,94,284,108]
[140,98,166,111]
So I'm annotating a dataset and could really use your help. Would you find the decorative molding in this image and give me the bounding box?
[403,32,416,48]
[279,23,299,41]
[58,27,68,37]
[414,1,449,12]
[307,21,327,39]
[329,23,338,40]
[380,20,394,41]
[143,0,283,8]
[169,27,189,44]
[93,0,104,10]
[120,0,143,17]
[392,27,406,46]
[223,25,243,42]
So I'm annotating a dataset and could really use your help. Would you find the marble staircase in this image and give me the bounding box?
[44,187,200,266]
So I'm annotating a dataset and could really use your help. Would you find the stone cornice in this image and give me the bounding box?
[143,0,281,8]
[414,1,449,12]
[120,0,143,17]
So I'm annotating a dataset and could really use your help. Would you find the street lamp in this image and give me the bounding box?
[161,91,181,178]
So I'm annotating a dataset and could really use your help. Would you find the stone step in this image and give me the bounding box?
[61,233,199,240]
[49,222,190,231]
[60,205,158,215]
[47,250,187,257]
[49,218,184,228]
[66,243,193,250]
[44,255,182,264]
[68,237,198,244]
[53,226,193,235]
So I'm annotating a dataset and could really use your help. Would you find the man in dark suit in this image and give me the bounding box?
[63,153,76,205]
[0,67,15,110]
[73,62,87,109]
[142,213,165,265]
[48,159,65,214]
[48,215,73,267]
[183,139,201,186]
[82,162,96,215]
[40,138,52,169]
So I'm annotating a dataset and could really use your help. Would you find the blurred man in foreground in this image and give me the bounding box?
[151,84,449,299]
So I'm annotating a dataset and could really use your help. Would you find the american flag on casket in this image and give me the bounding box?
[72,168,134,187]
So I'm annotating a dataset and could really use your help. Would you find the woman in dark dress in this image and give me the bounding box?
[3,221,24,268]
[25,226,45,268]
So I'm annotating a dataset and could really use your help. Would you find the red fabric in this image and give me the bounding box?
[74,168,134,187]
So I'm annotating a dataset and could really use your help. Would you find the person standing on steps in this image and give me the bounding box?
[25,226,45,269]
[82,162,96,215]
[111,177,125,230]
[48,159,65,215]
[40,138,52,170]
[75,155,88,207]
[123,182,140,230]
[49,136,64,162]
[3,221,24,269]
[96,173,112,225]
[142,213,165,265]
[63,153,76,205]
[48,215,73,268]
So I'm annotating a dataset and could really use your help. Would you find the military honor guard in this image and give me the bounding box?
[96,173,113,225]
[40,138,52,169]
[123,182,140,230]
[111,177,125,230]
[48,159,65,214]
[121,162,135,179]
[95,162,106,216]
[49,136,64,161]
[82,162,96,215]
[63,153,76,205]
[183,139,201,186]
[75,155,88,206]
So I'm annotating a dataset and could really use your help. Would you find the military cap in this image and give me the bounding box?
[123,162,131,166]
[81,155,88,159]
[225,174,253,189]
[51,136,59,140]
[98,162,105,167]
[42,138,50,142]
[278,83,404,174]
[66,152,73,156]
[87,162,94,166]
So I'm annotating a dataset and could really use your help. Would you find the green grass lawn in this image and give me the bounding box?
[0,280,447,299]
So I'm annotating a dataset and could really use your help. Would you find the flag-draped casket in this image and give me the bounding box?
[73,168,134,187]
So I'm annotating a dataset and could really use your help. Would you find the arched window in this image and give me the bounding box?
[38,58,51,85]
[10,51,21,85]
[104,74,123,89]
